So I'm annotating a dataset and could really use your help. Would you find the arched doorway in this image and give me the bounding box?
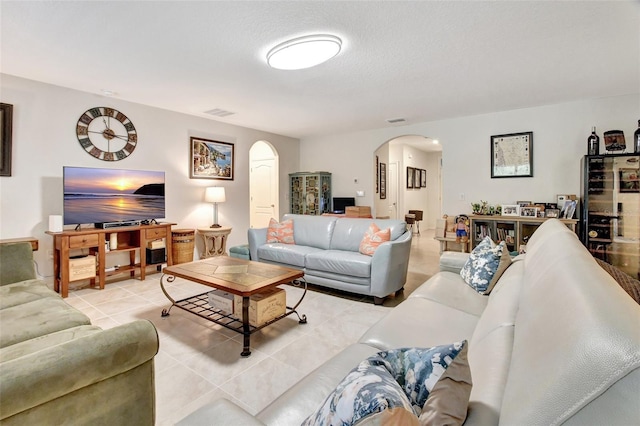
[374,135,442,228]
[249,141,279,228]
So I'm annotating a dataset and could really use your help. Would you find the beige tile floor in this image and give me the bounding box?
[64,229,441,425]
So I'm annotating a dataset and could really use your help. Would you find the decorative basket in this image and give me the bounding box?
[171,229,195,264]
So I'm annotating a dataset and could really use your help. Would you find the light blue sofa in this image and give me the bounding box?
[248,214,412,304]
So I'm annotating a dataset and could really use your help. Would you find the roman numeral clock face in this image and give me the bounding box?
[76,107,137,161]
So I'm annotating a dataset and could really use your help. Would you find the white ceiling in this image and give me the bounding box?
[1,1,638,140]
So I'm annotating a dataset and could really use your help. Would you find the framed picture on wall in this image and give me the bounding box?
[420,169,426,187]
[0,103,13,177]
[375,156,379,194]
[380,162,386,199]
[414,169,420,188]
[491,131,533,178]
[190,136,235,180]
[406,167,414,188]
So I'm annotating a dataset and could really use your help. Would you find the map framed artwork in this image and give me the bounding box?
[491,131,533,178]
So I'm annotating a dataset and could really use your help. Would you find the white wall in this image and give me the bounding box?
[0,74,299,276]
[300,94,640,226]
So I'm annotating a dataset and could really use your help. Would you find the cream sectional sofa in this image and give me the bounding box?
[248,214,412,304]
[0,242,159,425]
[179,219,640,425]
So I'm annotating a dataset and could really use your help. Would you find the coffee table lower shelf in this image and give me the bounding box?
[160,276,307,357]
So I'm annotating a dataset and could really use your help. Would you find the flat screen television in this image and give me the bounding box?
[63,166,165,226]
[332,197,356,214]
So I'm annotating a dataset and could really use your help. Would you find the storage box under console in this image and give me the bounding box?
[146,247,166,265]
[69,255,96,281]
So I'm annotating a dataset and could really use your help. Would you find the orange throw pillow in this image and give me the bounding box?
[359,222,391,256]
[267,218,295,244]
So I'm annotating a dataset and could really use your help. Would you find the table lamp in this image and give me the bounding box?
[204,187,226,228]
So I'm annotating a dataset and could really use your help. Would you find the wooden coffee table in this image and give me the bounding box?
[160,256,307,357]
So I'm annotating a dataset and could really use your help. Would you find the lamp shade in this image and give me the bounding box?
[205,187,226,203]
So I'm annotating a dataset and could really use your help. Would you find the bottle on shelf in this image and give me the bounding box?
[634,119,640,154]
[587,126,600,156]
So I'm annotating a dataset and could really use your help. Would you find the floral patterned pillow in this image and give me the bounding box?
[460,236,511,294]
[301,341,472,426]
[359,222,391,256]
[266,218,295,244]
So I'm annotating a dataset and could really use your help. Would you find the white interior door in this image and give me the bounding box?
[250,142,278,228]
[388,162,398,219]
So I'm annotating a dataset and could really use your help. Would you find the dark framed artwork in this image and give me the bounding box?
[491,131,533,178]
[619,169,639,193]
[420,169,426,187]
[379,162,386,199]
[375,156,379,194]
[190,136,235,180]
[406,167,414,188]
[0,103,13,177]
[414,168,420,188]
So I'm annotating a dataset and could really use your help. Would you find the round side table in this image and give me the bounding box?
[197,227,232,258]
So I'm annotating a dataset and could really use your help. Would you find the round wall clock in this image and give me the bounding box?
[76,107,137,161]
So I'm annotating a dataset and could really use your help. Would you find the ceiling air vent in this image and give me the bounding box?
[386,118,406,124]
[204,108,235,117]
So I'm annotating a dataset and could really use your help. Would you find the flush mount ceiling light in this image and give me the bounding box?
[267,34,342,70]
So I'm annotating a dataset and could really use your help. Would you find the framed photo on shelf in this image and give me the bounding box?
[556,194,576,210]
[406,167,414,188]
[190,137,235,180]
[501,205,520,216]
[380,162,387,199]
[545,209,560,218]
[520,206,539,217]
[420,169,426,187]
[560,200,577,219]
[491,131,533,178]
[619,169,639,193]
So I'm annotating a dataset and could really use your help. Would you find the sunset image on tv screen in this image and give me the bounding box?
[63,167,165,225]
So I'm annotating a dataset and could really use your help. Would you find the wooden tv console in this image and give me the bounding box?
[47,223,176,298]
